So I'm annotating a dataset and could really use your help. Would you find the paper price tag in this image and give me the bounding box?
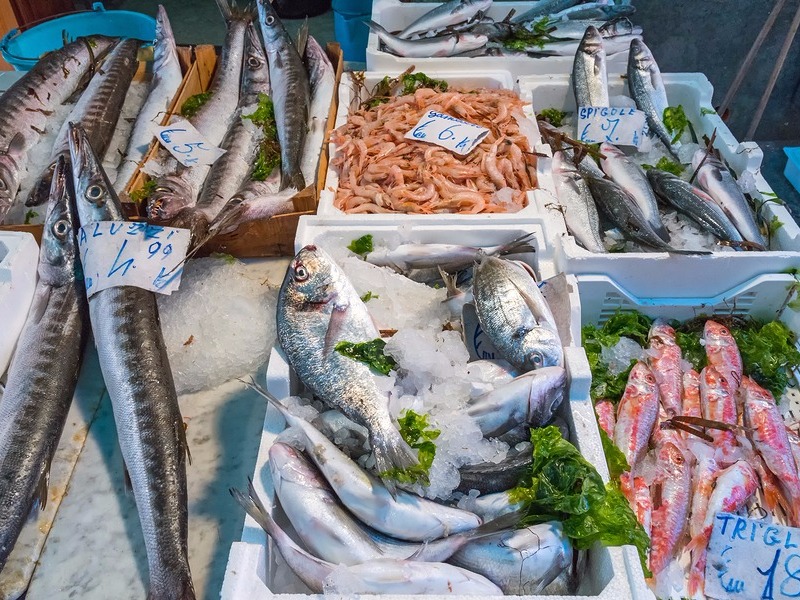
[705,513,800,600]
[577,106,648,148]
[155,118,226,167]
[78,221,191,298]
[405,110,489,155]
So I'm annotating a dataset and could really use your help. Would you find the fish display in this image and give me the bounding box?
[572,26,609,108]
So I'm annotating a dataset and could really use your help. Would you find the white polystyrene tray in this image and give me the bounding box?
[319,70,548,219]
[517,73,800,298]
[220,221,651,599]
[366,2,631,77]
[0,231,38,375]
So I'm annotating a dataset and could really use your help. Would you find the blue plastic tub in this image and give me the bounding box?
[1,2,156,71]
[785,147,800,195]
[333,0,371,62]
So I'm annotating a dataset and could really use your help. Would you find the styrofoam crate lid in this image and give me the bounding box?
[0,231,38,375]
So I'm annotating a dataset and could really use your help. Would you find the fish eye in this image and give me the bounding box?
[247,56,261,68]
[0,179,6,191]
[266,15,275,24]
[85,184,104,201]
[719,327,729,335]
[294,265,309,281]
[53,219,69,237]
[645,374,655,384]
[530,352,543,366]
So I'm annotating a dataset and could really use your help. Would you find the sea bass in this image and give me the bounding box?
[614,361,659,468]
[399,0,493,39]
[233,482,503,595]
[0,157,88,569]
[551,151,605,252]
[572,26,608,109]
[368,21,488,58]
[627,38,676,155]
[68,124,195,599]
[647,319,683,416]
[472,255,563,371]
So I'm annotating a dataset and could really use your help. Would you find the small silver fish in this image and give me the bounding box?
[572,26,609,108]
[399,0,493,39]
[368,21,488,58]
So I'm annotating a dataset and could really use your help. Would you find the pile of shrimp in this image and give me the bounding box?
[330,87,538,214]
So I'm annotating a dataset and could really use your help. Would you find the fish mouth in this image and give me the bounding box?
[148,186,190,222]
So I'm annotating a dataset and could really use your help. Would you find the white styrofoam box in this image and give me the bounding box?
[320,70,549,219]
[516,73,800,298]
[366,2,631,77]
[0,231,38,375]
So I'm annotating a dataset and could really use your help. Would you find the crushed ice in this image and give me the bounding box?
[601,336,645,374]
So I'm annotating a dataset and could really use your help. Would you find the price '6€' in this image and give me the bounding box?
[155,118,226,167]
[405,110,489,155]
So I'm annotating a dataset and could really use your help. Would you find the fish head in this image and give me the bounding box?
[577,26,604,56]
[257,0,287,46]
[0,132,25,208]
[628,37,654,70]
[703,319,735,350]
[521,326,564,370]
[153,5,179,73]
[68,122,124,226]
[598,141,625,163]
[241,23,270,102]
[626,361,657,393]
[701,365,730,393]
[39,156,79,285]
[268,442,325,491]
[645,167,675,191]
[281,245,341,307]
[739,376,774,403]
[147,175,194,222]
[648,318,676,347]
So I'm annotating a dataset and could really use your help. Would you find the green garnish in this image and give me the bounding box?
[243,93,276,131]
[244,94,280,181]
[642,156,683,176]
[210,252,236,264]
[509,427,650,574]
[129,179,157,204]
[23,209,37,225]
[538,108,567,128]
[347,234,374,256]
[663,105,689,144]
[598,426,629,479]
[360,291,379,302]
[382,409,440,485]
[181,92,212,118]
[335,338,397,375]
[400,72,448,95]
[700,107,716,116]
[766,215,784,242]
[674,329,706,371]
[503,17,553,52]
[733,321,800,399]
[87,37,97,49]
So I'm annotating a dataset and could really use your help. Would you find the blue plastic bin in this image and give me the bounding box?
[1,2,156,71]
[333,0,371,63]
[785,147,800,195]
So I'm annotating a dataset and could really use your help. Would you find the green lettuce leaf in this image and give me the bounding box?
[347,234,374,256]
[733,320,800,398]
[334,338,396,375]
[598,427,629,479]
[381,409,440,485]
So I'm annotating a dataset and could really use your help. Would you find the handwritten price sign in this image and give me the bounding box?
[405,110,489,155]
[577,106,648,148]
[706,513,800,600]
[155,118,225,167]
[78,221,191,298]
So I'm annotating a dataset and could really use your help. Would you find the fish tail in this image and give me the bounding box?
[280,168,306,192]
[230,478,279,538]
[496,231,537,256]
[686,532,708,597]
[215,0,254,22]
[372,424,420,495]
[653,222,670,243]
[365,20,389,37]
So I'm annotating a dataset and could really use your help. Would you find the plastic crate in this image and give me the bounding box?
[784,146,800,196]
[0,231,38,375]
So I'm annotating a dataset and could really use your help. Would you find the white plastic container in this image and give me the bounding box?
[0,231,38,375]
[220,218,652,600]
[319,70,549,219]
[517,73,800,298]
[366,2,631,77]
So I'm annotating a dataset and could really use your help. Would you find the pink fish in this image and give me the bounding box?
[648,320,683,417]
[703,320,743,395]
[687,441,720,539]
[687,460,758,596]
[682,369,701,419]
[742,376,800,525]
[620,471,653,538]
[649,440,692,577]
[614,362,660,469]
[700,366,738,461]
[595,400,616,439]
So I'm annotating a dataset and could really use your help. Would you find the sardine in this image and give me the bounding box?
[26,38,140,207]
[572,26,608,108]
[233,482,503,595]
[259,0,310,191]
[692,150,766,246]
[448,522,572,595]
[472,256,563,372]
[594,399,616,438]
[552,151,605,252]
[703,319,742,395]
[620,471,652,538]
[114,5,183,192]
[399,0,493,39]
[68,124,195,599]
[247,382,482,541]
[0,36,116,222]
[466,367,566,437]
[699,366,738,461]
[647,168,744,244]
[512,0,579,23]
[627,38,677,156]
[613,361,659,468]
[277,246,420,488]
[368,21,488,58]
[647,319,683,416]
[0,157,88,569]
[742,377,800,525]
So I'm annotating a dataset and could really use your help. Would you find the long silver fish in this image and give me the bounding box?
[599,142,669,241]
[68,124,195,600]
[26,38,140,207]
[114,5,183,193]
[301,35,335,188]
[692,150,766,246]
[269,442,475,564]
[472,256,563,371]
[258,0,310,191]
[646,168,745,244]
[277,246,419,489]
[550,17,641,40]
[448,522,573,595]
[399,0,493,39]
[233,481,503,595]
[552,151,605,252]
[559,2,635,20]
[627,38,677,155]
[0,36,116,222]
[512,0,579,23]
[0,157,88,569]
[530,34,640,57]
[246,382,482,541]
[572,26,608,108]
[148,0,250,221]
[368,21,488,58]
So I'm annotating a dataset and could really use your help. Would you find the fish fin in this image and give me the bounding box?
[238,376,297,425]
[179,420,192,466]
[33,457,52,511]
[24,285,52,326]
[123,460,133,493]
[496,232,537,257]
[230,477,277,537]
[653,222,670,243]
[322,304,349,357]
[372,427,420,498]
[280,169,306,192]
[365,20,389,38]
[665,248,713,256]
[6,131,25,157]
[470,509,524,538]
[437,266,460,297]
[295,18,309,56]
[214,0,233,20]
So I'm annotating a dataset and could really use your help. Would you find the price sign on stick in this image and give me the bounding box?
[155,118,226,167]
[705,513,800,600]
[78,221,191,298]
[405,110,489,155]
[577,106,648,148]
